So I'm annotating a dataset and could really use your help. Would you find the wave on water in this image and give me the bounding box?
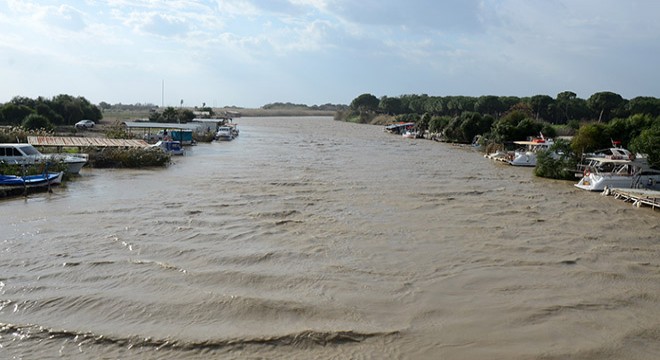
[0,322,399,351]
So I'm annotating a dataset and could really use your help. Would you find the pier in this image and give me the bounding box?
[607,188,660,210]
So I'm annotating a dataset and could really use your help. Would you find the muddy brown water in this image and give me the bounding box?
[1,116,658,359]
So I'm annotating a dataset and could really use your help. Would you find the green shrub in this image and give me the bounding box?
[193,131,216,143]
[0,126,53,143]
[105,121,136,139]
[534,139,577,180]
[87,147,170,168]
[22,114,54,131]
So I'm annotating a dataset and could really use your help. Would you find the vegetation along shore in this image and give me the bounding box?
[0,91,658,196]
[336,91,659,180]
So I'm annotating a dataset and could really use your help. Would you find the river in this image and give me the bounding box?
[1,116,658,359]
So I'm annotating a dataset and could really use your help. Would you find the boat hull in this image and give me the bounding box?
[575,174,660,191]
[0,144,87,174]
[0,172,63,192]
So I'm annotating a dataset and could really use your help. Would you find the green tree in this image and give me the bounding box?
[553,91,590,123]
[149,111,162,122]
[416,113,432,138]
[1,104,34,125]
[350,93,379,113]
[423,96,445,115]
[626,96,660,116]
[499,96,522,112]
[587,91,627,122]
[491,110,525,142]
[474,95,505,117]
[444,112,492,143]
[99,101,112,111]
[35,103,64,125]
[9,96,37,108]
[529,95,554,121]
[379,96,404,115]
[534,139,577,180]
[444,96,477,116]
[629,123,660,168]
[400,94,429,114]
[571,123,609,156]
[428,115,451,134]
[49,94,101,125]
[161,107,178,122]
[22,113,53,131]
[514,118,544,140]
[178,109,195,123]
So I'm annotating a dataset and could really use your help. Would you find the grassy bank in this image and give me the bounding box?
[100,108,335,124]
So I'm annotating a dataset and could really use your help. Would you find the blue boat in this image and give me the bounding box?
[0,172,63,191]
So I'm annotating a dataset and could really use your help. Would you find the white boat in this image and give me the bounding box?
[574,157,660,191]
[508,138,555,167]
[484,149,513,163]
[228,124,239,137]
[149,140,184,155]
[574,146,637,178]
[584,146,635,161]
[485,136,554,166]
[402,131,417,139]
[384,122,415,134]
[215,126,234,141]
[0,143,87,174]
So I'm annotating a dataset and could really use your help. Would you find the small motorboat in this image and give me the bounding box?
[0,143,87,174]
[215,126,234,141]
[149,140,185,155]
[574,158,660,191]
[0,172,63,194]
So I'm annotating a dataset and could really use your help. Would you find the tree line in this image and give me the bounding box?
[0,95,102,130]
[348,91,660,123]
[341,91,660,171]
[262,102,348,112]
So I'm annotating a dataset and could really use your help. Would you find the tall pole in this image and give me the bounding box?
[161,80,164,108]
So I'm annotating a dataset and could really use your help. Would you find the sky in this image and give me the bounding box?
[1,0,659,108]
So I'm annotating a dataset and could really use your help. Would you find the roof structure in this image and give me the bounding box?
[28,136,148,148]
[122,121,203,130]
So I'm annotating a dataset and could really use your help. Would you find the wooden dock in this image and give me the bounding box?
[607,188,660,210]
[28,136,148,148]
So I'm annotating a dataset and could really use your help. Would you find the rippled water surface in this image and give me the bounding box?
[1,116,659,359]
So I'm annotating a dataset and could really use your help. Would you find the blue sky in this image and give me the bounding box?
[1,0,659,108]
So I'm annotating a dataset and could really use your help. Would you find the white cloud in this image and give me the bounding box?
[1,0,659,106]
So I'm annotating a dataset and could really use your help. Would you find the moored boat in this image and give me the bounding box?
[149,140,185,155]
[508,137,555,167]
[215,126,234,141]
[574,157,660,191]
[0,143,87,174]
[0,171,63,196]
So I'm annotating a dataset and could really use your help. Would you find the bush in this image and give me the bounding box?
[105,120,136,139]
[0,126,53,143]
[369,114,395,125]
[491,110,545,143]
[22,114,54,131]
[193,131,216,143]
[534,139,577,180]
[629,124,660,168]
[570,123,610,157]
[87,147,170,168]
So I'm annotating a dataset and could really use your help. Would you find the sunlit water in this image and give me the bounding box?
[1,116,658,359]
